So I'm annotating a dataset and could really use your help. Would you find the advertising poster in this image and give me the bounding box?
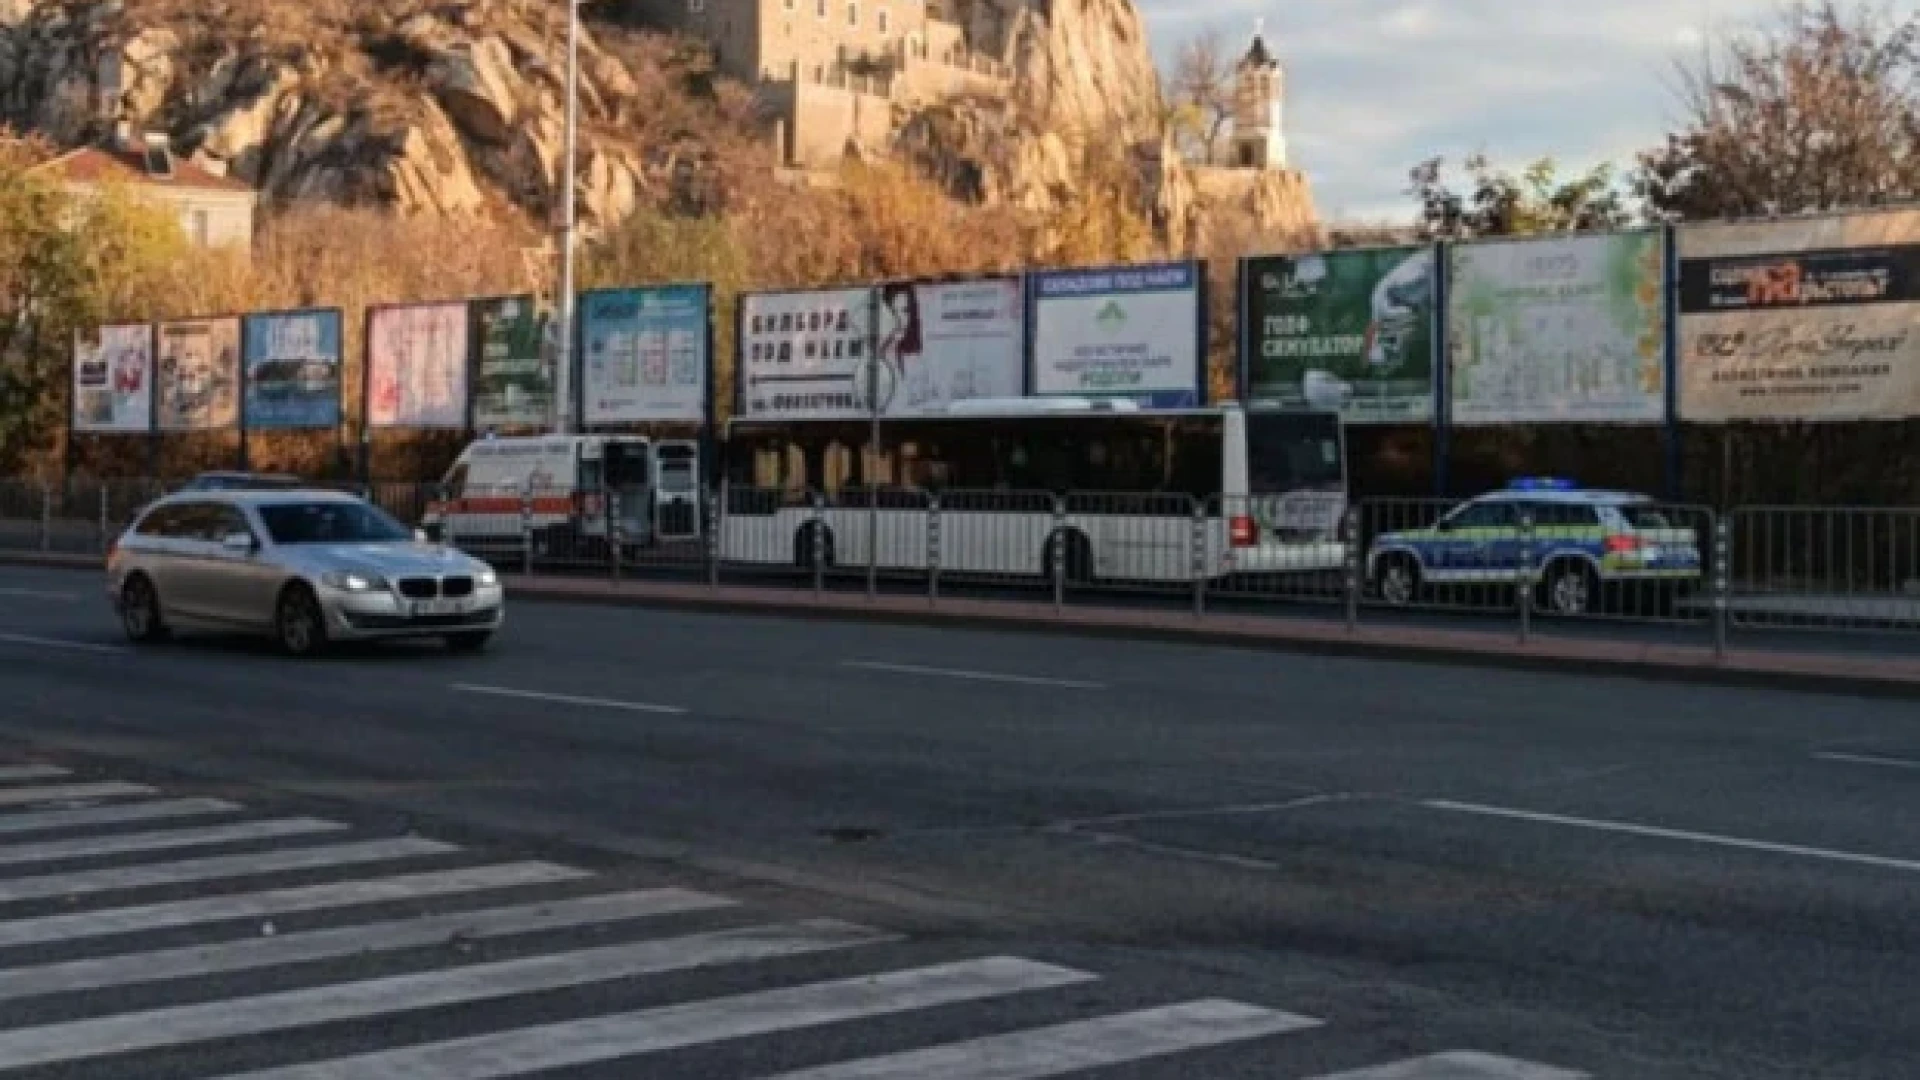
[1447,231,1667,424]
[1678,209,1920,422]
[580,284,709,424]
[470,295,552,429]
[739,286,875,418]
[876,276,1023,415]
[72,324,154,433]
[367,302,470,429]
[156,317,241,432]
[1030,261,1203,408]
[242,309,343,430]
[1244,246,1436,422]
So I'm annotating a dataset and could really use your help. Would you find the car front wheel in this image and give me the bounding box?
[120,575,168,644]
[276,585,328,657]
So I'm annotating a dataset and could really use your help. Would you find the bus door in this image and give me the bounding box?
[653,440,700,542]
[604,438,654,546]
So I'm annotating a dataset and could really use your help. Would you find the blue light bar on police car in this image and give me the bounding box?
[1508,477,1576,491]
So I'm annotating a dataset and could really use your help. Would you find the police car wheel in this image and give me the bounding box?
[1541,562,1597,616]
[1374,557,1420,606]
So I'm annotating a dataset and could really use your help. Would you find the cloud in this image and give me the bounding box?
[1137,0,1916,225]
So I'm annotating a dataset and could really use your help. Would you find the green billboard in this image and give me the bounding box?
[1244,246,1436,422]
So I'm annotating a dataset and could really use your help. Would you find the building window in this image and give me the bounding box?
[877,7,889,33]
[847,1,858,27]
[189,209,210,246]
[688,0,704,11]
[784,0,795,9]
[816,0,826,18]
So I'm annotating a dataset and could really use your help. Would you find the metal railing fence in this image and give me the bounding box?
[10,476,1920,651]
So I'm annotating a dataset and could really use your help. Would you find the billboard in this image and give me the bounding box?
[470,295,552,430]
[367,302,470,429]
[72,324,154,433]
[1244,246,1436,422]
[739,286,875,418]
[156,317,241,432]
[242,308,343,430]
[580,284,709,424]
[1030,261,1204,407]
[1678,209,1920,422]
[876,276,1023,415]
[1447,231,1667,424]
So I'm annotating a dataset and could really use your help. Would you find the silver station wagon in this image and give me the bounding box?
[107,488,505,656]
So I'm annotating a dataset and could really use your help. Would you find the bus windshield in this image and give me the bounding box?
[1246,412,1344,493]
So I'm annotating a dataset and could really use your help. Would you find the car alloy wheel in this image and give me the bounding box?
[277,587,326,656]
[1377,561,1417,606]
[120,577,165,643]
[1546,566,1592,616]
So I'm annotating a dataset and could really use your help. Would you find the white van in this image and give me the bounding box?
[423,435,701,557]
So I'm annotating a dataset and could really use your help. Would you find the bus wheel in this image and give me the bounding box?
[794,523,835,569]
[1043,530,1094,585]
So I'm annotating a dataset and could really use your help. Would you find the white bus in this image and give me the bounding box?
[719,398,1348,583]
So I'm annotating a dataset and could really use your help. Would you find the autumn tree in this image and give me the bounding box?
[1406,154,1631,239]
[1166,30,1237,165]
[1636,0,1920,219]
[0,136,190,473]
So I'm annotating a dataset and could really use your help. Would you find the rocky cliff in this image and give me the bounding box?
[0,0,757,226]
[0,0,1315,243]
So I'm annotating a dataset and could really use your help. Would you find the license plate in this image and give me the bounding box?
[412,598,467,617]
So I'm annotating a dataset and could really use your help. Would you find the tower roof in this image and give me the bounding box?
[1240,20,1277,70]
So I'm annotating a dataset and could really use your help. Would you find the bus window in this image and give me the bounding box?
[1247,412,1344,493]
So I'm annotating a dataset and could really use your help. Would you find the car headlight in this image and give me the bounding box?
[321,572,385,592]
[476,568,498,587]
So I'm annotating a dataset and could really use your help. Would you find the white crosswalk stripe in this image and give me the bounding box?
[0,764,69,782]
[0,887,734,1003]
[211,958,1100,1080]
[0,919,894,1070]
[0,861,589,948]
[0,816,346,867]
[1304,1053,1590,1079]
[0,796,239,835]
[0,835,457,902]
[0,780,152,806]
[758,999,1323,1080]
[0,767,1592,1080]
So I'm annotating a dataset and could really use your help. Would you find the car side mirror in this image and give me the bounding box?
[221,532,256,554]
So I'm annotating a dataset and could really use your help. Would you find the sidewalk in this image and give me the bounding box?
[504,574,1920,700]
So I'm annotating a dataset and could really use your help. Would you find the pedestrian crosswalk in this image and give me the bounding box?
[0,756,1592,1079]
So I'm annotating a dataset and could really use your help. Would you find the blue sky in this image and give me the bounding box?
[1137,0,1915,224]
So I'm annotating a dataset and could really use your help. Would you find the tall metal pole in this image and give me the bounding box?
[553,0,580,435]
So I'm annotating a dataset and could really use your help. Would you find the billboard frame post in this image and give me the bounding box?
[866,286,881,601]
[359,305,377,488]
[1662,222,1683,501]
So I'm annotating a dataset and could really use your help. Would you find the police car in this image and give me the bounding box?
[1365,479,1703,616]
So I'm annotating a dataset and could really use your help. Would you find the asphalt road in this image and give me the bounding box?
[2,562,1918,1078]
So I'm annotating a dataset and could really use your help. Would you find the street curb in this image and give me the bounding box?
[499,579,1920,703]
[0,551,100,570]
[7,550,1916,701]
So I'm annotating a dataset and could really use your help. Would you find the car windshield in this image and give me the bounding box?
[257,501,411,545]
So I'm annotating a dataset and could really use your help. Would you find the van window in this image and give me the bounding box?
[442,463,469,496]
